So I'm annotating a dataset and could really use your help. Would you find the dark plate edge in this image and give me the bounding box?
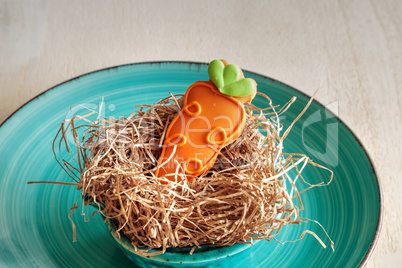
[0,61,383,267]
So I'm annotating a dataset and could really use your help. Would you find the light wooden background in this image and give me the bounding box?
[1,0,401,267]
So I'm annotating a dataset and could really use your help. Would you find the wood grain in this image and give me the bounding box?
[0,0,401,266]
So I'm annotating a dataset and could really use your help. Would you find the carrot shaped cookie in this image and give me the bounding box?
[155,60,257,183]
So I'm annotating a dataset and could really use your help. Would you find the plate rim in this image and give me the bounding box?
[0,61,383,267]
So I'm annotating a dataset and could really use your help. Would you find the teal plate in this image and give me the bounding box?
[0,62,382,267]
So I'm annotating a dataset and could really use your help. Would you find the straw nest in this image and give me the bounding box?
[53,92,333,255]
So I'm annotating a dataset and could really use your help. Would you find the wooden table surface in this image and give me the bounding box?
[1,1,401,267]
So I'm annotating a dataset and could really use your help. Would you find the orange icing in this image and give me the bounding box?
[155,60,256,183]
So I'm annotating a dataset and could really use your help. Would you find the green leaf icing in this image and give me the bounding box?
[207,59,255,97]
[223,64,241,85]
[208,59,224,89]
[219,78,256,97]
